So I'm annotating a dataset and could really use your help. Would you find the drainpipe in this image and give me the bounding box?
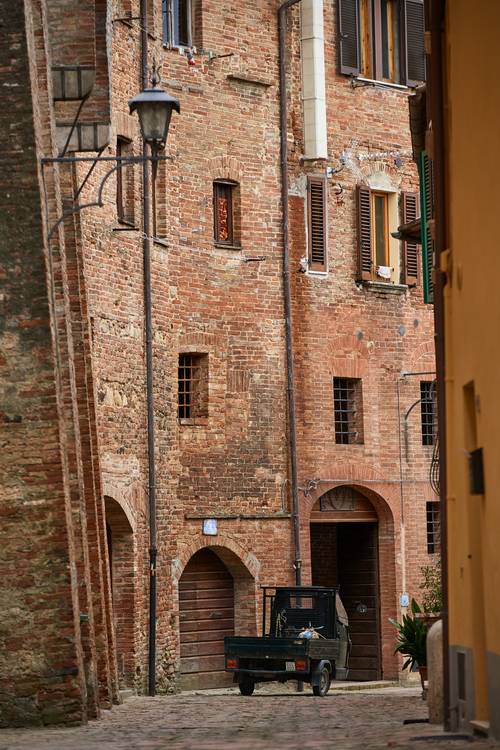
[428,0,449,730]
[279,0,302,586]
[139,0,158,697]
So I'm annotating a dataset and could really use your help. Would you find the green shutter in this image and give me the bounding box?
[419,151,434,304]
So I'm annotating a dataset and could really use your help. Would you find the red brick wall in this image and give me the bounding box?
[1,0,438,722]
[0,0,87,726]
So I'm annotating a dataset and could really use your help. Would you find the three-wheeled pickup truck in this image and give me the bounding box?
[224,586,351,696]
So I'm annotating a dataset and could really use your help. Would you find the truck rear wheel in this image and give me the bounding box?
[312,666,330,697]
[239,678,255,696]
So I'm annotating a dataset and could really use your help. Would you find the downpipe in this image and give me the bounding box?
[279,0,303,587]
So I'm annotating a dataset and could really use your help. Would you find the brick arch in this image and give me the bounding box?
[303,478,399,678]
[101,480,138,533]
[406,338,435,372]
[173,534,260,582]
[173,537,260,687]
[208,154,243,183]
[325,335,371,378]
[359,160,402,190]
[104,496,137,687]
[173,535,260,642]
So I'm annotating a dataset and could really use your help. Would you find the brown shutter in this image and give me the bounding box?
[402,192,419,285]
[307,177,327,272]
[357,185,372,281]
[420,152,434,304]
[338,0,361,76]
[404,0,425,86]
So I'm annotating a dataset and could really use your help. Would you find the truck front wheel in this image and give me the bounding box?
[239,678,255,696]
[312,666,330,697]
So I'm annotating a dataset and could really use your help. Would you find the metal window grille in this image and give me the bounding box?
[420,380,436,445]
[333,377,363,445]
[426,501,440,554]
[178,354,207,419]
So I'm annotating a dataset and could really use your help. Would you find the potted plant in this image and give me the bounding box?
[418,560,442,628]
[390,599,428,687]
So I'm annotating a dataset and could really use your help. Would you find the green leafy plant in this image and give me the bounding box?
[389,598,427,670]
[419,559,442,613]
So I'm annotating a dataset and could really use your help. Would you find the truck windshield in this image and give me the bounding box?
[270,592,331,638]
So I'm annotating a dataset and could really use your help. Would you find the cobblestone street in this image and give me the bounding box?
[0,686,496,750]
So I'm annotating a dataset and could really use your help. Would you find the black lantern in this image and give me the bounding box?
[129,82,180,153]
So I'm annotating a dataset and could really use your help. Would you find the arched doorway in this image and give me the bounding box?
[179,548,235,690]
[310,486,381,680]
[104,496,135,687]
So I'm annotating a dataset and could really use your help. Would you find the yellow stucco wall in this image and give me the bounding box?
[444,0,500,724]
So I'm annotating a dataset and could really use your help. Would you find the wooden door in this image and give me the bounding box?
[337,523,381,680]
[179,548,234,690]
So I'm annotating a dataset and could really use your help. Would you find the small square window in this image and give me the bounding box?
[333,377,364,445]
[178,353,208,421]
[426,501,440,554]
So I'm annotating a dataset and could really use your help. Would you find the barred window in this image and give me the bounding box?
[421,381,436,445]
[178,354,208,421]
[426,501,441,554]
[333,377,364,445]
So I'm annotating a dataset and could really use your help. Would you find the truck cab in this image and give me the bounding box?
[224,586,351,696]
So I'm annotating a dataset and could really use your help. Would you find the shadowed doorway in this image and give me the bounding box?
[310,486,381,680]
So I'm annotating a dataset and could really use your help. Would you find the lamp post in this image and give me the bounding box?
[129,73,180,698]
[42,75,180,698]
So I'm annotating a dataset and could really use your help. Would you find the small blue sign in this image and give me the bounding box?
[202,518,218,536]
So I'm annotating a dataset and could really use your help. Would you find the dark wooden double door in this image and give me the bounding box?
[179,549,235,690]
[310,523,381,680]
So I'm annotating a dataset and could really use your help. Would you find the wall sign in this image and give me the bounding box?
[202,518,218,536]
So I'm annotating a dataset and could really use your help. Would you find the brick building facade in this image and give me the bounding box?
[1,0,436,726]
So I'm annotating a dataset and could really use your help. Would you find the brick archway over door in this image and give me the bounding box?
[104,496,136,687]
[310,486,383,680]
[179,548,235,690]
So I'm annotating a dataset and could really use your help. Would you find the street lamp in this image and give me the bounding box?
[129,84,180,156]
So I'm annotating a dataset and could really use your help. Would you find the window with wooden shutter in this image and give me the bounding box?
[340,0,425,85]
[338,0,361,76]
[403,0,425,86]
[419,151,434,303]
[357,185,372,280]
[402,192,419,285]
[307,177,327,271]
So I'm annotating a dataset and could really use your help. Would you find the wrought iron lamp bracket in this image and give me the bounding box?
[41,153,171,241]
